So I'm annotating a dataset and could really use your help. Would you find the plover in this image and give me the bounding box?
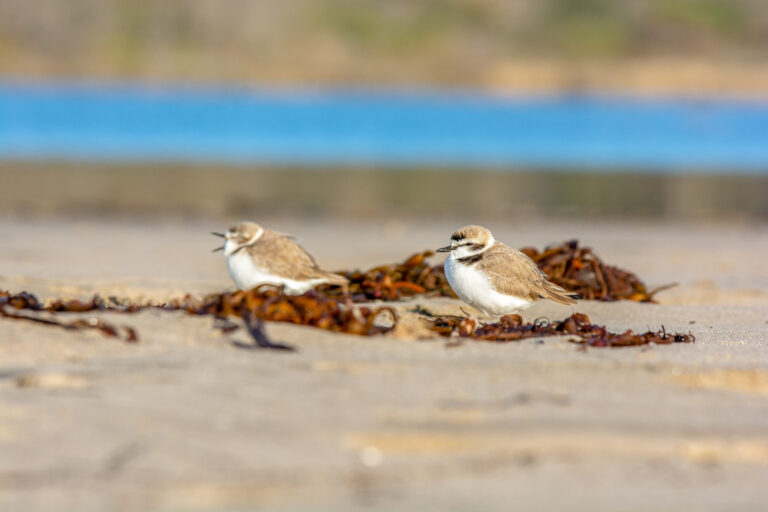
[437,225,580,316]
[213,222,348,294]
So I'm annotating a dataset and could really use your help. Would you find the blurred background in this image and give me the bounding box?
[1,0,767,220]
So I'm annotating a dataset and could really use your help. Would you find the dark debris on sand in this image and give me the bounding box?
[431,313,695,348]
[1,290,139,342]
[1,287,397,347]
[164,287,396,336]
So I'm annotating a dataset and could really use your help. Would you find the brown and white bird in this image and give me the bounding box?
[213,222,348,294]
[437,225,579,316]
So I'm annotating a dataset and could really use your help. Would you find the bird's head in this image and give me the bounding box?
[437,225,494,259]
[212,221,264,256]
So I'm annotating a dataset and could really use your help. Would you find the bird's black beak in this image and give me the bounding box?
[212,232,226,252]
[436,245,452,253]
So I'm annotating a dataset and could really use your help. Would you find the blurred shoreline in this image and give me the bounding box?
[4,59,768,100]
[2,161,767,221]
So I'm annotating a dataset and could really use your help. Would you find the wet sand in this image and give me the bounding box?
[1,216,767,511]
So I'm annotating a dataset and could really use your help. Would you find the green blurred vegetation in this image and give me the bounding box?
[0,0,766,85]
[314,0,494,54]
[655,0,747,35]
[540,0,635,57]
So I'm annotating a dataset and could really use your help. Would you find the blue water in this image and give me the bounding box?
[1,82,767,171]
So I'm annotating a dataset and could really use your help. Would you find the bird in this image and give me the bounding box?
[437,225,580,316]
[212,221,349,295]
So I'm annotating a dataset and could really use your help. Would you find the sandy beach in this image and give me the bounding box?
[1,216,767,511]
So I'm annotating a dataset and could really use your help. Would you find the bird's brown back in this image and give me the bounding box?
[475,242,577,305]
[245,230,348,284]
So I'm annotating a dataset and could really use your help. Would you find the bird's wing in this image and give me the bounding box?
[249,233,346,284]
[480,243,577,305]
[477,244,549,300]
[250,235,319,278]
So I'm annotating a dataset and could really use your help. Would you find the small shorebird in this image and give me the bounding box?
[437,225,580,316]
[212,222,348,294]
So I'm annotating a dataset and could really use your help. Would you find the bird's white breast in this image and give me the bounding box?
[444,256,532,316]
[226,250,318,294]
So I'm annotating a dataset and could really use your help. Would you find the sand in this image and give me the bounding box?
[1,216,767,511]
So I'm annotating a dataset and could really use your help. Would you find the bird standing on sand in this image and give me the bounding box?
[437,225,580,316]
[213,222,348,294]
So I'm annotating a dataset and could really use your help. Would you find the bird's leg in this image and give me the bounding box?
[459,306,485,325]
[461,307,499,325]
[456,306,497,333]
[341,282,353,307]
[456,306,481,337]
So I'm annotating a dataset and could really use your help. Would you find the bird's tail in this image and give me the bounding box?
[322,272,352,304]
[322,272,350,287]
[541,280,580,305]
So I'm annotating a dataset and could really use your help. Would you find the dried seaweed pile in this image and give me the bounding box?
[331,241,669,303]
[519,240,671,302]
[431,313,694,348]
[1,290,139,342]
[164,287,396,336]
[2,288,693,350]
[1,287,396,344]
[326,250,455,301]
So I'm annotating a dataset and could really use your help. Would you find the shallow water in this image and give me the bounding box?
[2,82,767,170]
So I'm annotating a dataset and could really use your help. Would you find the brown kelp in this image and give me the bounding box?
[1,291,138,342]
[519,240,673,302]
[431,313,694,348]
[2,287,693,349]
[325,250,455,301]
[1,287,396,345]
[163,287,396,336]
[331,241,671,303]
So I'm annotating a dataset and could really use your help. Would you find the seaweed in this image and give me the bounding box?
[163,286,397,336]
[2,287,692,349]
[519,240,673,302]
[324,250,454,301]
[431,313,695,348]
[0,302,138,342]
[0,287,396,343]
[237,311,295,351]
[330,241,672,303]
